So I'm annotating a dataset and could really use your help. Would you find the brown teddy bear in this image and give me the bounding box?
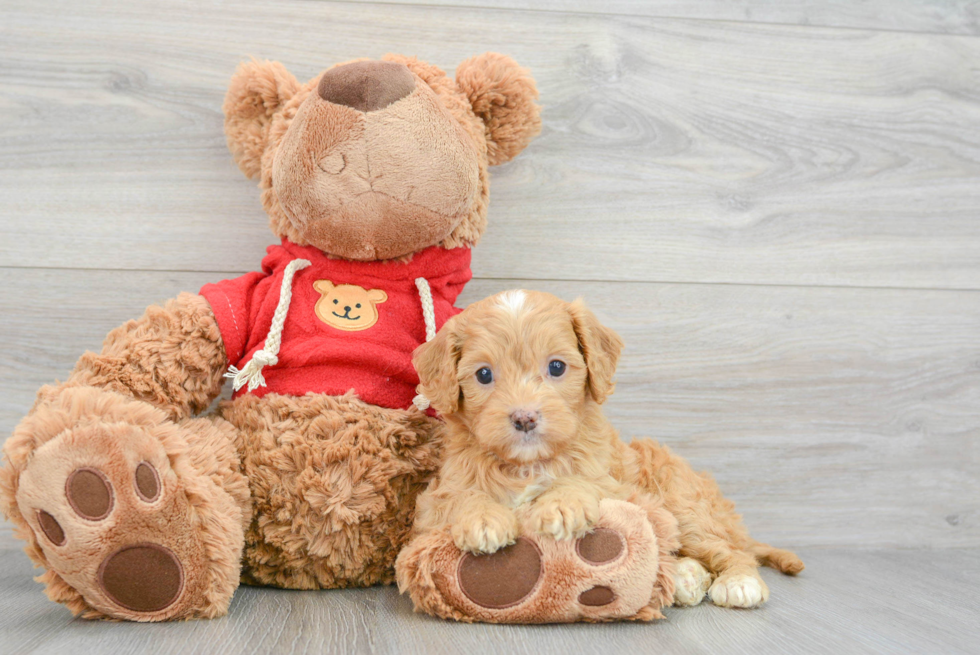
[0,52,538,621]
[0,52,670,624]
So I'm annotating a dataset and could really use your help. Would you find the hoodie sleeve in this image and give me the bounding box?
[200,271,267,368]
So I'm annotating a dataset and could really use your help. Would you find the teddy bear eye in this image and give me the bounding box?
[548,360,566,377]
[333,299,339,304]
[356,303,361,308]
[475,367,493,385]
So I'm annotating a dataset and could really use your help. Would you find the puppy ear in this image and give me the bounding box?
[568,299,624,404]
[455,53,542,166]
[413,316,463,414]
[223,59,300,179]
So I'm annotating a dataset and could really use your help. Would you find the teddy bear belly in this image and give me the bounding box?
[217,391,443,589]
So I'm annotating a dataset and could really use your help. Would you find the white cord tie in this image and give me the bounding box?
[225,258,311,392]
[413,277,437,412]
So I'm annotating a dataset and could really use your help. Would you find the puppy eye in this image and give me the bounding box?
[333,299,339,304]
[475,367,493,385]
[548,360,566,377]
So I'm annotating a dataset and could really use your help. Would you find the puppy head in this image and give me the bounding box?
[414,290,623,464]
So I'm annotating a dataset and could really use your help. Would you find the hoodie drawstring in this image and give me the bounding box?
[225,258,311,392]
[412,277,436,411]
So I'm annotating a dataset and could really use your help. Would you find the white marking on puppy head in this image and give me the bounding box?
[496,290,528,315]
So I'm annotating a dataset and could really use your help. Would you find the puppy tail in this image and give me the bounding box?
[748,540,805,575]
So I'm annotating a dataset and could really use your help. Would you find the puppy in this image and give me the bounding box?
[412,289,803,609]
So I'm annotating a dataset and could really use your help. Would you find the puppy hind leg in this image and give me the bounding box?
[684,538,769,609]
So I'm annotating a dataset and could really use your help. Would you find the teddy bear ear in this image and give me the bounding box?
[455,53,542,166]
[223,59,300,179]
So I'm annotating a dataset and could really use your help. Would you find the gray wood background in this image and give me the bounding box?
[0,0,977,653]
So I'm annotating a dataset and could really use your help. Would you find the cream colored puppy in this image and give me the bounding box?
[413,290,803,609]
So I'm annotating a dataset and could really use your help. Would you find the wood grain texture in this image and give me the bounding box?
[1,532,977,655]
[1,268,977,549]
[338,0,980,36]
[2,0,980,288]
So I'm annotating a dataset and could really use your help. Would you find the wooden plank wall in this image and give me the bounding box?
[1,0,978,551]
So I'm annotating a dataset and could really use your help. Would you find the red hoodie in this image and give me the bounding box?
[200,240,471,410]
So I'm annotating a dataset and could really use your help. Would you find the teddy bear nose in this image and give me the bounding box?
[344,306,352,312]
[317,60,416,112]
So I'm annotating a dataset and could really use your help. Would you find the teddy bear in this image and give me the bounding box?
[0,52,672,624]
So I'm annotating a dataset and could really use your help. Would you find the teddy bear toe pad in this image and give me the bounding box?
[576,527,624,564]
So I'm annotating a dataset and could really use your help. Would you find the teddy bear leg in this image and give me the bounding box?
[396,499,677,623]
[220,393,442,590]
[1,387,250,621]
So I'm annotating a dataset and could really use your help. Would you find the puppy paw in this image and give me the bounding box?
[452,505,519,554]
[529,495,599,541]
[708,572,769,609]
[672,557,711,607]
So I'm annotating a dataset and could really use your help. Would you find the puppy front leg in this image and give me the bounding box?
[450,491,520,554]
[528,478,605,541]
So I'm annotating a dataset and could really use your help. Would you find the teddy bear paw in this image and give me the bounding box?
[400,499,672,623]
[13,414,242,620]
[708,572,769,609]
[672,557,712,607]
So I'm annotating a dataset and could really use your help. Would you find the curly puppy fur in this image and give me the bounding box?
[413,290,804,609]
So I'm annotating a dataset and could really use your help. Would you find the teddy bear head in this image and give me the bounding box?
[223,53,541,261]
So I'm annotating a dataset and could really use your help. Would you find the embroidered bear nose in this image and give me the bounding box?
[511,409,539,433]
[344,306,352,312]
[317,60,416,112]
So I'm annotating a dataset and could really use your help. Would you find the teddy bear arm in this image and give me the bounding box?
[66,292,228,421]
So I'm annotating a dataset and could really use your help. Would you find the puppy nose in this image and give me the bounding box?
[317,60,416,112]
[511,409,539,433]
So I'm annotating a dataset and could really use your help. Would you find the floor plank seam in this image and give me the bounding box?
[3,264,979,295]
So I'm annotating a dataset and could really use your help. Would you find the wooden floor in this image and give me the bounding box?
[1,0,978,653]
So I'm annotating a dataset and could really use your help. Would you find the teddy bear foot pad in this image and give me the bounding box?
[397,499,675,623]
[10,391,246,621]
